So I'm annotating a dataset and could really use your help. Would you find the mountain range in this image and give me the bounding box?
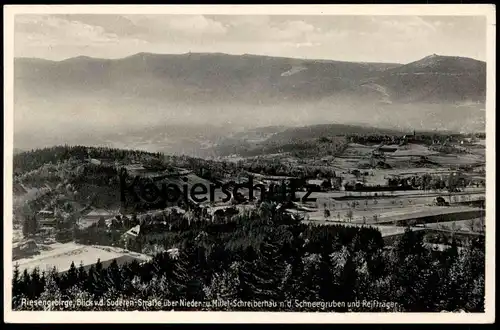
[13,52,486,153]
[15,52,486,104]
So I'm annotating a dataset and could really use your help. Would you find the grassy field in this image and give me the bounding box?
[296,188,485,201]
[424,218,485,232]
[331,142,485,169]
[14,242,152,274]
[303,204,483,224]
[301,141,486,201]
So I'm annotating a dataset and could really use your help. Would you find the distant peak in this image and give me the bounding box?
[71,55,92,60]
[419,53,442,61]
[418,53,484,62]
[134,52,154,57]
[62,55,100,62]
[126,52,155,59]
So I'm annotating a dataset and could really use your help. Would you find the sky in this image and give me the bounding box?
[14,14,487,64]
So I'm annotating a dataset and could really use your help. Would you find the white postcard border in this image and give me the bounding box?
[3,4,496,324]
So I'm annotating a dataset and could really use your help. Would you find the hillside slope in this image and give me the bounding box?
[361,54,486,103]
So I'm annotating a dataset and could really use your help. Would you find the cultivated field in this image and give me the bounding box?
[293,139,486,232]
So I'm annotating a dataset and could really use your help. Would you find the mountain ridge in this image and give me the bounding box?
[15,51,486,66]
[14,52,486,151]
[15,52,485,105]
[16,51,406,66]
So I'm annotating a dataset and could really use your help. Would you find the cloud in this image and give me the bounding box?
[266,20,316,41]
[282,20,316,33]
[15,14,147,59]
[368,16,437,40]
[123,14,227,39]
[166,15,228,35]
[15,15,121,46]
[53,14,145,37]
[283,41,322,48]
[13,14,487,63]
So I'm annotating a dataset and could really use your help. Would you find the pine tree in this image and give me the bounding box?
[395,227,426,261]
[155,275,171,301]
[234,257,256,306]
[168,251,189,302]
[318,250,336,305]
[184,244,207,302]
[12,264,22,309]
[85,264,102,297]
[203,261,240,311]
[29,267,44,299]
[298,253,322,310]
[84,264,94,292]
[77,262,87,288]
[20,269,31,298]
[95,258,103,274]
[92,259,107,298]
[105,259,123,292]
[337,252,358,310]
[39,268,63,310]
[63,261,78,291]
[237,238,286,307]
[261,239,287,301]
[391,228,433,311]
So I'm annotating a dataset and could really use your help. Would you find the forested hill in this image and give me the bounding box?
[13,146,342,194]
[13,145,163,175]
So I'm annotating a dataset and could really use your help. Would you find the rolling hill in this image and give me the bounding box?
[360,54,487,103]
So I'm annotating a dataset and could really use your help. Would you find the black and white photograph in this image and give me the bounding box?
[4,5,495,323]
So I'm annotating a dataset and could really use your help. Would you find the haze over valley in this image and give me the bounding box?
[14,52,486,155]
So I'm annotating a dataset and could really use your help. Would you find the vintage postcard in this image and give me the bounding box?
[3,4,496,324]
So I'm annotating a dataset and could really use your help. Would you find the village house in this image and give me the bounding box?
[122,225,141,250]
[78,208,117,228]
[331,176,343,190]
[207,205,240,223]
[377,145,398,153]
[86,157,119,167]
[122,224,141,240]
[305,179,326,192]
[37,208,58,228]
[37,209,54,219]
[460,137,477,146]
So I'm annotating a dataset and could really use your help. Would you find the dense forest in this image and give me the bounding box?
[12,203,485,312]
